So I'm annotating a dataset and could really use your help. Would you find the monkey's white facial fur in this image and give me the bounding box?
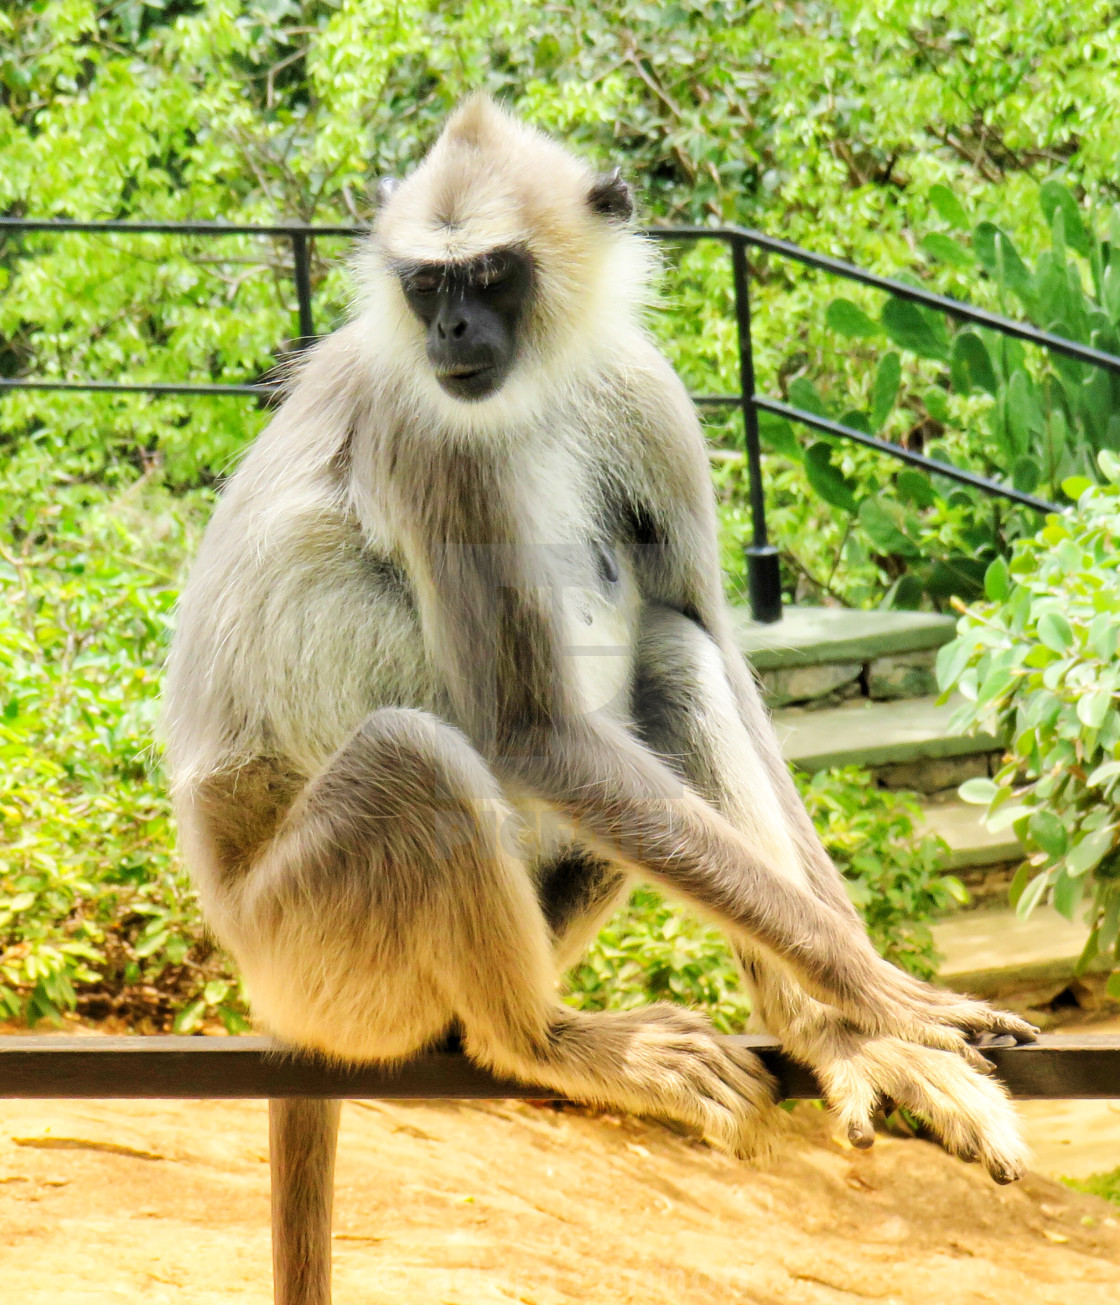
[356,94,656,425]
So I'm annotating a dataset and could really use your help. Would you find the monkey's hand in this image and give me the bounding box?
[843,961,1037,1071]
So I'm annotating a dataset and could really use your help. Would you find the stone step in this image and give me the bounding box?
[919,800,1021,874]
[730,604,956,671]
[933,904,1103,1001]
[775,695,998,775]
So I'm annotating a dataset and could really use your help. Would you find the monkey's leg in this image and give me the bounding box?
[232,708,778,1159]
[632,605,1030,1183]
[270,1098,341,1305]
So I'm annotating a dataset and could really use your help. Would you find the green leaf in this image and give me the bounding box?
[896,469,937,508]
[803,442,858,514]
[1089,759,1120,790]
[959,777,998,805]
[1067,826,1116,877]
[1061,475,1094,502]
[1089,615,1119,661]
[1107,972,1120,1001]
[826,298,880,339]
[173,999,206,1035]
[920,232,974,268]
[923,387,950,423]
[1100,449,1120,483]
[1037,611,1074,651]
[1016,870,1049,919]
[984,556,1011,601]
[976,666,1015,707]
[1040,181,1091,259]
[1008,861,1032,909]
[870,351,901,429]
[949,331,997,396]
[929,183,969,230]
[936,636,976,692]
[1029,809,1068,858]
[1078,688,1114,730]
[881,297,950,361]
[787,375,828,418]
[1052,867,1083,921]
[973,223,1035,301]
[1011,456,1040,494]
[859,497,920,556]
[758,411,801,460]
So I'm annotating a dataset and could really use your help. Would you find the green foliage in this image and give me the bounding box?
[937,456,1120,981]
[567,766,957,1032]
[0,475,249,1032]
[1065,1166,1120,1207]
[808,176,1120,611]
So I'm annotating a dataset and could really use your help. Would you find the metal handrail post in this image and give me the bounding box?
[730,234,782,623]
[290,231,315,348]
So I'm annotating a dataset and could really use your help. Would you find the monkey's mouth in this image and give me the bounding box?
[435,363,502,400]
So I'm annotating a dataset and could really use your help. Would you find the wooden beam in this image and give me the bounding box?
[0,1033,1116,1100]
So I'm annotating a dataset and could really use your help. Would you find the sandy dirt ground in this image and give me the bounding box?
[2,1085,1120,1305]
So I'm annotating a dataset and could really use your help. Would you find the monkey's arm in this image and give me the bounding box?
[611,347,1036,1023]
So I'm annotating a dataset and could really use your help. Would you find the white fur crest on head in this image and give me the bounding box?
[353,94,657,433]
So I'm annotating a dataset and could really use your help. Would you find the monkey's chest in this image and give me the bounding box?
[552,539,639,722]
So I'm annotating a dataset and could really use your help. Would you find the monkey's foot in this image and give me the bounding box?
[604,1004,782,1160]
[815,1033,1030,1184]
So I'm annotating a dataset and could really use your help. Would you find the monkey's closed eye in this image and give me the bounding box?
[408,271,441,295]
[476,259,512,290]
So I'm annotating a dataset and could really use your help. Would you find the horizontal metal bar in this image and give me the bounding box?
[757,396,1062,513]
[0,217,362,238]
[0,376,732,404]
[0,378,277,396]
[735,226,1120,376]
[0,1034,1115,1100]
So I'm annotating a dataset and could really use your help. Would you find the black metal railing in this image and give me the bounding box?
[3,1032,1119,1101]
[3,216,1114,623]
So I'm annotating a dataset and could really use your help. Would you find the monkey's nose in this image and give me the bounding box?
[437,316,468,340]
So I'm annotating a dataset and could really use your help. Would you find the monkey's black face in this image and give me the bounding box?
[398,248,533,401]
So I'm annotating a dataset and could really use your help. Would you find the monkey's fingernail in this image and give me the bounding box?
[848,1123,875,1149]
[977,1033,1017,1049]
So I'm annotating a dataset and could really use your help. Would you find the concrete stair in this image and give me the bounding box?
[933,905,1099,1001]
[773,695,997,775]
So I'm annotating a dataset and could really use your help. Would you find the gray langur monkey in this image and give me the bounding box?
[164,95,1035,1305]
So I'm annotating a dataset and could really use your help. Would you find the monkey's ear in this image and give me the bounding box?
[587,167,633,223]
[376,176,401,207]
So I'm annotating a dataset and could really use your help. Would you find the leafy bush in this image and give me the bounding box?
[937,454,1120,995]
[828,179,1120,502]
[797,179,1120,613]
[0,476,249,1032]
